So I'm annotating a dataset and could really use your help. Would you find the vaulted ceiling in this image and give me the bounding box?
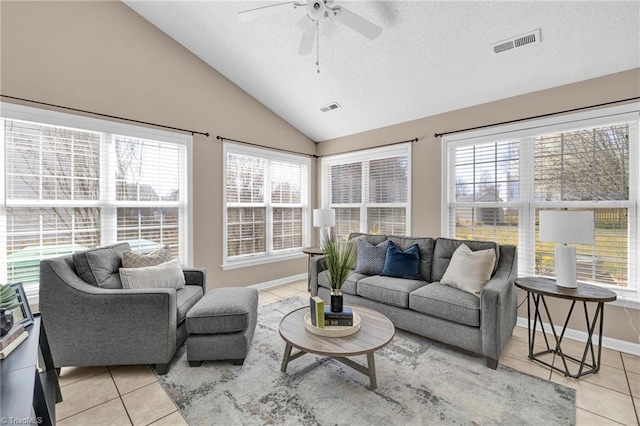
[124,1,640,142]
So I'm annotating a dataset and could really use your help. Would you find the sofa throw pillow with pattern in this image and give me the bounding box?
[355,238,389,275]
[380,240,422,280]
[441,244,496,297]
[122,246,171,268]
[119,258,185,290]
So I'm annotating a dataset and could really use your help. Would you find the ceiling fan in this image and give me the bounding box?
[238,1,383,55]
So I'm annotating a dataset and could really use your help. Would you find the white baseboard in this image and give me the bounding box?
[249,273,307,290]
[516,317,640,356]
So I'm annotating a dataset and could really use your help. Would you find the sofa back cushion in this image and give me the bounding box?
[73,242,131,289]
[348,233,436,281]
[431,238,499,282]
[348,233,388,246]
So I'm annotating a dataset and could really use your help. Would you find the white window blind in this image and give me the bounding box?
[322,144,411,240]
[1,103,192,298]
[443,104,639,302]
[223,143,310,268]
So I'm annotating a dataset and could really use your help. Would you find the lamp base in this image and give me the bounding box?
[555,244,577,288]
[319,227,330,249]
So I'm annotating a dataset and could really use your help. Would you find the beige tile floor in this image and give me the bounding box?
[55,279,640,425]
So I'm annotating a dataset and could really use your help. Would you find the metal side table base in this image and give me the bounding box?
[516,277,617,379]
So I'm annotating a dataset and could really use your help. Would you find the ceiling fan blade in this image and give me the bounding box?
[329,6,382,40]
[238,2,301,22]
[297,16,316,55]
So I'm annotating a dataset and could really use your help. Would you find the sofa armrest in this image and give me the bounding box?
[309,255,327,296]
[480,245,518,364]
[182,267,206,292]
[40,257,178,368]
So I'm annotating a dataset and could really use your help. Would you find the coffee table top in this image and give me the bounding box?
[279,305,395,357]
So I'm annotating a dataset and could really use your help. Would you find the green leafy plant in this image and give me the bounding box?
[323,235,357,291]
[0,284,20,312]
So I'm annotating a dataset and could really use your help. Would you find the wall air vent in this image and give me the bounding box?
[492,29,541,54]
[320,102,341,113]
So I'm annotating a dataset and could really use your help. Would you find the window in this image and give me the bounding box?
[1,103,192,299]
[443,104,639,303]
[322,144,411,240]
[223,143,310,268]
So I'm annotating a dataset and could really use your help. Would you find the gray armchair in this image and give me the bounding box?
[39,244,205,375]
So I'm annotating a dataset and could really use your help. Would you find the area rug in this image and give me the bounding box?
[157,297,575,425]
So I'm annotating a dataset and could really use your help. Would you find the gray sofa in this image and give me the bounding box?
[39,243,206,374]
[310,233,517,368]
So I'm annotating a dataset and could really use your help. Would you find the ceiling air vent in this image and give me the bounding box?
[320,102,341,113]
[492,29,541,54]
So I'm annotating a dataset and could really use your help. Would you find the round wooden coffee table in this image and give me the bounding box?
[279,305,394,390]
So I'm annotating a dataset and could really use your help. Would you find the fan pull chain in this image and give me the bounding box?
[316,20,320,74]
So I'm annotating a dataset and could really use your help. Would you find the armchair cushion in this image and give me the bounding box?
[119,258,186,290]
[73,242,130,289]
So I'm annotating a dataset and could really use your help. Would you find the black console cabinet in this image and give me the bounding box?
[1,314,62,425]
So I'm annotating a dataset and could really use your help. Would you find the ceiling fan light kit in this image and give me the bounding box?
[239,0,382,71]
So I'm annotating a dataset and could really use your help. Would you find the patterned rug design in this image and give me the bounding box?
[157,297,575,425]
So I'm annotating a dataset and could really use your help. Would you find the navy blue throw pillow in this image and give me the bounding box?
[380,241,422,280]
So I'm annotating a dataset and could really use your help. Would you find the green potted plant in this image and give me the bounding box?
[323,235,357,312]
[0,284,20,337]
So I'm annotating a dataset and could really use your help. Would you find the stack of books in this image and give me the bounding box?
[324,306,353,327]
[0,324,28,359]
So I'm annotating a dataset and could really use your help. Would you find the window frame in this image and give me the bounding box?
[0,102,193,301]
[321,143,412,239]
[222,142,310,270]
[442,103,640,306]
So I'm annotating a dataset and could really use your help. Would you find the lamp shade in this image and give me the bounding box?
[313,209,335,228]
[539,211,595,245]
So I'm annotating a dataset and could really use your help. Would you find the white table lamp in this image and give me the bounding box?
[539,211,595,288]
[313,208,335,249]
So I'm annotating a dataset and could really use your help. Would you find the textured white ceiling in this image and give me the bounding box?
[124,1,640,142]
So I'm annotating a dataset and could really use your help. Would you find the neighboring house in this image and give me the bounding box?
[456,189,505,226]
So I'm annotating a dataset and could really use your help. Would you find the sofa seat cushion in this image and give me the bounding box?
[73,242,131,289]
[177,285,204,324]
[318,270,364,295]
[409,282,480,327]
[187,288,258,334]
[357,275,426,308]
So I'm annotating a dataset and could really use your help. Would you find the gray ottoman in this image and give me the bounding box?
[186,287,258,367]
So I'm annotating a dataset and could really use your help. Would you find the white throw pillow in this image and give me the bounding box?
[119,258,185,290]
[441,244,496,297]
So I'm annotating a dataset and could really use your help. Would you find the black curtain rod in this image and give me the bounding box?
[319,137,419,157]
[434,96,640,138]
[217,135,318,158]
[217,136,419,158]
[1,94,210,137]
